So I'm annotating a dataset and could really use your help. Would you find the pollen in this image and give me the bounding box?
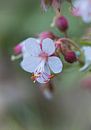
[31,73,41,82]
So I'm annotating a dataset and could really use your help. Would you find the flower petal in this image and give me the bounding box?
[82,46,91,61]
[42,38,55,56]
[48,56,63,73]
[79,62,90,72]
[20,56,41,73]
[25,38,41,56]
[36,64,50,84]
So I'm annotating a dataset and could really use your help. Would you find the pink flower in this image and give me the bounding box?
[20,38,63,83]
[72,0,91,23]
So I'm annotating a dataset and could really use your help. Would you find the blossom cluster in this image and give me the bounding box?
[12,31,81,84]
[11,0,91,85]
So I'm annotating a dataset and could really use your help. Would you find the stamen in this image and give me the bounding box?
[31,73,41,83]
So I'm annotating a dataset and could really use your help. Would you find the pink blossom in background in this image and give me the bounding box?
[72,0,91,23]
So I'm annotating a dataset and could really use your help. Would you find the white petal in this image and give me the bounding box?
[42,38,55,56]
[36,64,50,83]
[25,38,41,56]
[79,63,90,71]
[82,46,91,61]
[20,56,41,73]
[48,56,63,73]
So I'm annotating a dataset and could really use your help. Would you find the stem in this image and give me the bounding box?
[61,38,81,52]
[64,31,68,38]
[55,8,61,17]
[51,8,61,27]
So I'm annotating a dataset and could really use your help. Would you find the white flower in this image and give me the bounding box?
[80,46,91,71]
[72,0,91,23]
[20,38,63,83]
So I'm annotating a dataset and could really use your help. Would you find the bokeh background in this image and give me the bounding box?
[0,0,91,130]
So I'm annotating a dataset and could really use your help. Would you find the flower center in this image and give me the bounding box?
[39,52,48,60]
[31,72,55,83]
[34,60,45,77]
[31,59,55,83]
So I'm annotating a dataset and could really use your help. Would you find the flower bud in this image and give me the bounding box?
[64,51,77,63]
[13,44,22,54]
[55,16,68,32]
[39,31,56,40]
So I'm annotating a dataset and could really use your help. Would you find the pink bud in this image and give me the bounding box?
[13,44,22,54]
[64,51,77,63]
[55,16,68,32]
[39,31,56,40]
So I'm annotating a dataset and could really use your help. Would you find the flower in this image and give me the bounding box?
[72,0,91,23]
[20,38,63,83]
[80,46,91,71]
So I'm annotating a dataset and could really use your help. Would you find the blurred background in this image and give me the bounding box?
[0,0,91,130]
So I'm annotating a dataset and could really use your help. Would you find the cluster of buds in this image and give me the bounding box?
[55,38,79,63]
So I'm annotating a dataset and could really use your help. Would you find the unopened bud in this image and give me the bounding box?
[55,16,69,32]
[13,44,22,54]
[39,31,56,40]
[64,51,77,63]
